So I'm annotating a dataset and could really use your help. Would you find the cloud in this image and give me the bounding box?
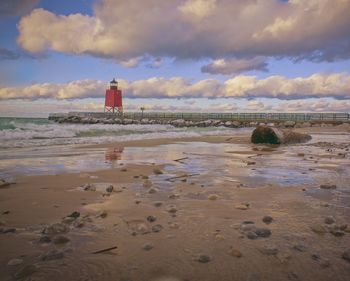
[16,0,350,62]
[0,0,39,17]
[1,73,350,101]
[201,57,268,75]
[0,48,20,60]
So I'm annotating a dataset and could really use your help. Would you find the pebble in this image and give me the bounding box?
[62,217,75,224]
[166,205,178,213]
[148,187,159,194]
[342,249,350,262]
[67,211,80,219]
[246,231,258,240]
[41,250,65,261]
[134,200,141,204]
[235,204,249,210]
[262,216,273,224]
[147,215,157,223]
[208,194,219,201]
[259,244,279,255]
[14,264,37,279]
[53,235,70,244]
[82,183,96,191]
[320,184,337,189]
[7,258,23,266]
[106,185,114,193]
[153,168,163,175]
[38,235,52,244]
[42,223,69,235]
[0,227,16,234]
[255,228,271,238]
[330,229,345,237]
[228,248,242,258]
[168,193,180,199]
[196,254,211,263]
[2,210,10,215]
[154,201,163,207]
[121,168,127,172]
[143,180,152,188]
[96,210,108,218]
[143,243,154,251]
[151,224,163,233]
[292,244,307,252]
[310,224,327,234]
[324,216,335,224]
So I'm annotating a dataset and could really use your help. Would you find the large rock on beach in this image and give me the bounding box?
[251,126,311,144]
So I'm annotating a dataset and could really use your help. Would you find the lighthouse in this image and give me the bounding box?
[104,78,123,114]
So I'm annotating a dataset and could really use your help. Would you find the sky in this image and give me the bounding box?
[0,0,350,117]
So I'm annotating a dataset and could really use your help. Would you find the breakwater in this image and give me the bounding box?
[48,111,349,128]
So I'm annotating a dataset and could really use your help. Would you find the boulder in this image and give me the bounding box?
[251,126,311,144]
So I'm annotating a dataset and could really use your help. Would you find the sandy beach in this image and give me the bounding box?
[1,126,350,281]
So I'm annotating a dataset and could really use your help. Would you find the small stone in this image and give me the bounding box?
[342,249,350,262]
[148,187,159,194]
[166,205,177,213]
[168,193,180,199]
[235,204,249,210]
[41,249,65,261]
[143,243,154,251]
[151,224,163,233]
[154,202,163,207]
[330,229,344,237]
[259,244,279,255]
[292,244,307,252]
[121,168,127,172]
[67,211,80,219]
[228,248,242,258]
[141,175,149,179]
[255,228,271,238]
[197,254,211,263]
[82,183,96,191]
[96,210,108,218]
[2,210,10,215]
[134,200,141,204]
[320,184,336,189]
[0,227,16,234]
[207,194,219,201]
[262,216,273,224]
[147,215,157,223]
[246,231,258,240]
[53,235,70,244]
[153,168,163,175]
[311,224,327,234]
[38,235,52,244]
[14,264,37,279]
[42,223,69,235]
[106,185,114,193]
[62,217,75,224]
[324,216,335,224]
[7,258,23,266]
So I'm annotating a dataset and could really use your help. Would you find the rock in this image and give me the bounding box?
[324,216,335,224]
[143,243,154,251]
[208,194,219,201]
[143,180,153,188]
[154,202,163,207]
[134,200,141,204]
[251,126,311,144]
[0,227,16,234]
[342,249,350,262]
[262,216,273,224]
[7,258,23,266]
[121,168,127,172]
[151,224,163,233]
[62,216,76,224]
[259,244,279,255]
[330,229,345,237]
[38,235,52,244]
[255,228,271,238]
[82,183,96,191]
[14,264,37,279]
[153,168,163,175]
[53,235,70,244]
[41,249,65,261]
[168,193,180,199]
[96,210,108,218]
[311,224,327,234]
[148,187,159,194]
[196,254,211,263]
[284,121,296,128]
[292,244,307,252]
[320,184,336,189]
[166,205,178,213]
[228,248,242,258]
[2,210,10,215]
[106,185,114,193]
[246,231,258,240]
[235,204,249,210]
[0,177,11,188]
[67,211,80,219]
[147,215,157,223]
[42,223,69,235]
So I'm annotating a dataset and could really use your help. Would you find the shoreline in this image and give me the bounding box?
[1,127,350,281]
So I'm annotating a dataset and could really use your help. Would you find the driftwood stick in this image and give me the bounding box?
[173,157,189,162]
[91,246,118,254]
[166,173,200,181]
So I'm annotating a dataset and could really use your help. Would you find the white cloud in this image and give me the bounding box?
[16,0,350,61]
[201,57,268,75]
[1,73,350,101]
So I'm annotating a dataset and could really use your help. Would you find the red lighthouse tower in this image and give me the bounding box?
[104,78,123,114]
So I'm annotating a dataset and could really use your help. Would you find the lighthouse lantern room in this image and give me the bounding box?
[104,78,123,114]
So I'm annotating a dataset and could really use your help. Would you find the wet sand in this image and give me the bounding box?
[1,126,350,281]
